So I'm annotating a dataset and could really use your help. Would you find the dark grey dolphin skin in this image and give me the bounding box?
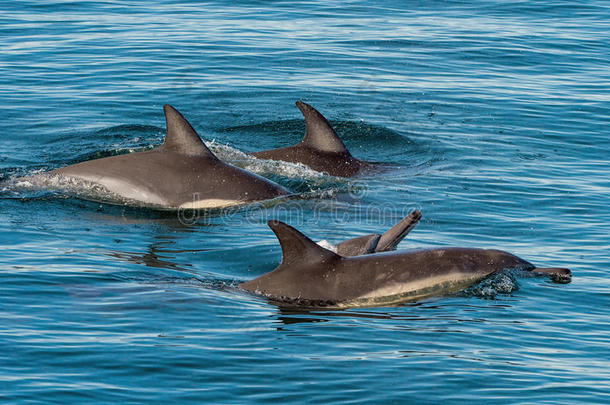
[336,210,423,256]
[239,220,572,308]
[249,101,372,177]
[48,105,290,209]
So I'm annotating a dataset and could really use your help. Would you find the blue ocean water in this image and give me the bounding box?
[1,0,609,402]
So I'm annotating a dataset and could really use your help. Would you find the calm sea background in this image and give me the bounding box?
[1,1,609,403]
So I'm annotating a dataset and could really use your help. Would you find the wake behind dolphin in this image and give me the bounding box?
[28,105,290,210]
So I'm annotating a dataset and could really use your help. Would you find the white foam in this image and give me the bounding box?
[7,172,146,207]
[316,239,338,253]
[206,140,327,180]
[461,272,518,298]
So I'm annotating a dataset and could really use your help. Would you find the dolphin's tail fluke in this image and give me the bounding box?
[375,210,422,253]
[532,267,572,284]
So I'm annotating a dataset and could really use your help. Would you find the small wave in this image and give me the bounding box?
[219,119,410,146]
[207,140,326,180]
[3,172,143,208]
[113,269,239,292]
[0,166,40,185]
[206,140,351,194]
[218,119,303,135]
[48,124,164,145]
[332,120,412,146]
[43,125,164,165]
[460,271,519,299]
[93,124,163,137]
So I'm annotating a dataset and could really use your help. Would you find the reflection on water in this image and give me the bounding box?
[108,241,199,272]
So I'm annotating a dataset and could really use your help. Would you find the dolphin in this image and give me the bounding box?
[249,101,372,177]
[239,220,572,308]
[47,105,290,209]
[335,210,423,256]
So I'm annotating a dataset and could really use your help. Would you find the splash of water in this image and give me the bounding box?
[460,271,519,299]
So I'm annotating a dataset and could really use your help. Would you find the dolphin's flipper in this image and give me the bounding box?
[296,101,350,154]
[375,210,422,252]
[532,267,572,284]
[336,234,381,257]
[267,220,341,269]
[161,104,218,158]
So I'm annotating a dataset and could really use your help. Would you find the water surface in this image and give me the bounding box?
[1,1,609,403]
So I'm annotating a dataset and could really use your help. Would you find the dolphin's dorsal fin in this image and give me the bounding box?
[161,104,218,158]
[268,220,341,269]
[296,101,350,154]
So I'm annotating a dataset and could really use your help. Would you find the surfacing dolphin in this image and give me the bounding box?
[250,101,373,177]
[239,220,571,308]
[48,105,290,209]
